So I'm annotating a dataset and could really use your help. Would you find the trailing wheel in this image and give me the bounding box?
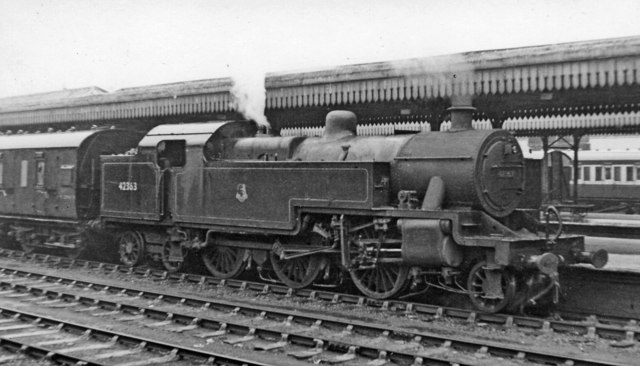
[161,241,185,273]
[270,252,323,289]
[201,245,246,279]
[467,261,516,313]
[117,231,145,266]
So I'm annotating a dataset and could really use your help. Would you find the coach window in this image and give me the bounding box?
[20,160,28,187]
[626,166,635,181]
[60,165,75,186]
[583,166,591,181]
[637,166,640,183]
[36,161,46,188]
[604,166,612,181]
[157,140,186,168]
[614,166,621,182]
[594,166,602,181]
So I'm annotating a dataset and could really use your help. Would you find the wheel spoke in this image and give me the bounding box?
[202,246,245,279]
[365,270,374,289]
[348,221,408,300]
[351,263,408,300]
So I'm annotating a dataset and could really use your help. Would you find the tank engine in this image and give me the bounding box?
[96,101,607,313]
[0,99,608,313]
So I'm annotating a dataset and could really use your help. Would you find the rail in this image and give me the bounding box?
[0,265,631,366]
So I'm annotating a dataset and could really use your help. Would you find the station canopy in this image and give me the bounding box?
[503,110,640,137]
[1,35,640,129]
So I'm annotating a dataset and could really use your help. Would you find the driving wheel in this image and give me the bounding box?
[270,252,323,289]
[350,263,409,299]
[348,221,409,299]
[201,245,246,279]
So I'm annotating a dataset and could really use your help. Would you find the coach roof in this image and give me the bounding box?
[0,130,104,150]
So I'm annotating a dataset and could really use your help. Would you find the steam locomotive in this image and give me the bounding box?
[0,102,607,313]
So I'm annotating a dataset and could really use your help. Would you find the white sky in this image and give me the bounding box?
[1,0,639,98]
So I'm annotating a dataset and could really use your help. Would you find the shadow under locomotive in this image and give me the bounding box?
[0,98,607,313]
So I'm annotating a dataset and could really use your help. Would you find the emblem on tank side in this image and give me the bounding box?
[236,183,248,203]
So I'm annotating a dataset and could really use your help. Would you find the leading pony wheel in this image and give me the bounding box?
[270,252,323,289]
[201,246,246,279]
[350,263,409,299]
[467,261,516,313]
[117,231,145,266]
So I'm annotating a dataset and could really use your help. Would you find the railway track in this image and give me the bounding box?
[0,260,634,365]
[0,306,274,366]
[1,249,638,342]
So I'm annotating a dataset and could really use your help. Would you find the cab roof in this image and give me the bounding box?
[138,121,256,148]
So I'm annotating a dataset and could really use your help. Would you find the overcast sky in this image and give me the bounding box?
[1,0,639,99]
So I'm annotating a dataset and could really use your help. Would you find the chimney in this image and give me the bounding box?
[447,94,476,131]
[323,110,357,139]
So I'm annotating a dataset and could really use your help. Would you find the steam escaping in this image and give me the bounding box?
[230,68,271,130]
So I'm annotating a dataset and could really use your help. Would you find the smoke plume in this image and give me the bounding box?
[230,68,270,130]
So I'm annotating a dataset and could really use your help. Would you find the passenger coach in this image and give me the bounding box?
[0,128,143,256]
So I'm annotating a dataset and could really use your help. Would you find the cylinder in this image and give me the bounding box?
[400,219,464,267]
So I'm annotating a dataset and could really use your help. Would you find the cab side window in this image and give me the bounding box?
[157,140,186,168]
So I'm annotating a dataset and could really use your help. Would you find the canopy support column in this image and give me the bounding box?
[541,135,549,203]
[571,134,582,203]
